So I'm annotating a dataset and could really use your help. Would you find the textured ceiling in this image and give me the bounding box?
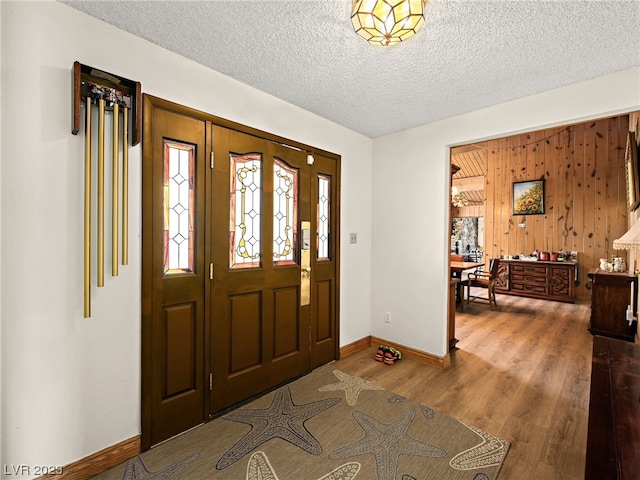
[62,0,640,138]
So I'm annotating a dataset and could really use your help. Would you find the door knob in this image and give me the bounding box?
[302,266,312,274]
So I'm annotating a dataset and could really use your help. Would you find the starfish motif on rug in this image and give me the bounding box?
[449,422,509,470]
[246,451,360,480]
[319,370,384,406]
[216,386,341,470]
[121,452,200,480]
[420,405,435,420]
[329,410,447,480]
[388,395,406,403]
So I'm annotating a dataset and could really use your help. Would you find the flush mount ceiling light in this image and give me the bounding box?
[451,186,469,207]
[351,0,429,47]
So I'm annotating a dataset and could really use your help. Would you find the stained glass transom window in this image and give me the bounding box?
[163,141,195,275]
[273,159,298,266]
[318,174,331,261]
[230,153,262,268]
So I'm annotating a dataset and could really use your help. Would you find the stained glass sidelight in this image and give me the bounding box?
[230,153,262,268]
[163,141,195,275]
[273,159,298,265]
[318,174,331,260]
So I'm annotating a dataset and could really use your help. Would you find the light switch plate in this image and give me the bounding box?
[349,233,357,244]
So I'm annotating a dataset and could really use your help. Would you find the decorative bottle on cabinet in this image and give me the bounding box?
[587,269,638,342]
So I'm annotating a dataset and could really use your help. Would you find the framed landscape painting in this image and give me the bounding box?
[513,179,545,215]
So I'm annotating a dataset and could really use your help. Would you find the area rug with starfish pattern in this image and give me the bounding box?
[93,365,509,480]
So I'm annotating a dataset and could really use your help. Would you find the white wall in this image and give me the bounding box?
[0,1,372,475]
[371,66,640,357]
[0,0,4,467]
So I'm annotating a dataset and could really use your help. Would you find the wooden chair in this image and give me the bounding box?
[464,258,500,310]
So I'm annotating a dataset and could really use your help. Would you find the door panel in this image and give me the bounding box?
[310,154,340,369]
[273,287,300,357]
[229,292,262,374]
[315,280,332,342]
[210,127,312,413]
[142,104,206,449]
[163,303,197,395]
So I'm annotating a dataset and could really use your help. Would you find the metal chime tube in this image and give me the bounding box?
[112,103,119,276]
[84,97,92,318]
[98,98,105,287]
[122,107,129,265]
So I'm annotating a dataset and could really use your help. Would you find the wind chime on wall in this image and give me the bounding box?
[72,62,142,317]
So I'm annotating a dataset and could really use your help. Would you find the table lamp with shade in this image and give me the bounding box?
[613,218,640,274]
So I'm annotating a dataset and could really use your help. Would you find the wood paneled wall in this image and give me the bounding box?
[482,115,630,299]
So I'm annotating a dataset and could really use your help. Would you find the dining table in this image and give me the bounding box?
[450,260,485,305]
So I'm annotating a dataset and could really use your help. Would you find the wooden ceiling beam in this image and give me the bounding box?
[451,143,487,156]
[453,175,484,192]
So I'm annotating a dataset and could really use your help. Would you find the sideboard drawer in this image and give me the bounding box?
[512,273,546,284]
[511,264,547,275]
[511,282,547,294]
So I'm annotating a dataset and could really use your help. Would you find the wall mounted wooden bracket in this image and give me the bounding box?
[72,61,142,145]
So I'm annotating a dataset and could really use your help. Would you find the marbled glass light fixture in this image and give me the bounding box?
[351,0,429,47]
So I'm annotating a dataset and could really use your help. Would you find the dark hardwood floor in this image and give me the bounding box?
[332,291,595,480]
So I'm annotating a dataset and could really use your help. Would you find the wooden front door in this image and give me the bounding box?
[210,127,312,412]
[142,95,340,448]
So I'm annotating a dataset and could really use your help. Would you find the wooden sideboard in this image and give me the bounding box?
[585,336,640,479]
[495,259,576,303]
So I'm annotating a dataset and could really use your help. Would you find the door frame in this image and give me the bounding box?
[141,94,341,450]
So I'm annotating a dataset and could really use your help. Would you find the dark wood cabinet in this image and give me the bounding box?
[495,259,576,303]
[587,269,638,342]
[585,336,640,479]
